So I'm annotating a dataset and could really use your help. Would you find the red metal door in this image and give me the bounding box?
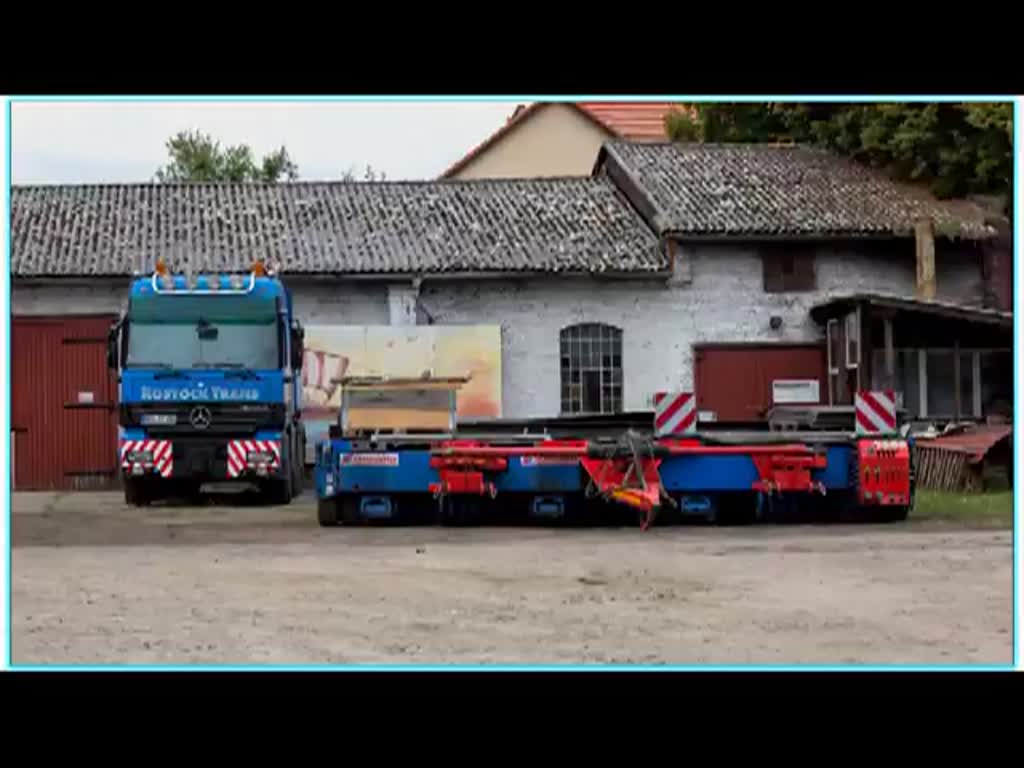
[12,316,119,490]
[694,343,827,423]
[60,318,120,488]
[11,319,63,490]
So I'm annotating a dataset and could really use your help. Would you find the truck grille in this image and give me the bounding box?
[121,403,285,435]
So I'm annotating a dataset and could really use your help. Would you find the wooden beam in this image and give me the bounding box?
[915,219,937,300]
[884,315,895,389]
[857,306,869,392]
[953,339,961,419]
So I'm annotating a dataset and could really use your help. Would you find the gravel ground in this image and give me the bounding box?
[10,491,1014,666]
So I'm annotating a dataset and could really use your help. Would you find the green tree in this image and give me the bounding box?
[155,130,299,183]
[665,103,1013,215]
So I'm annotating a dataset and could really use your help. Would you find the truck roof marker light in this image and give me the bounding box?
[155,258,169,276]
[252,259,267,277]
[229,274,246,290]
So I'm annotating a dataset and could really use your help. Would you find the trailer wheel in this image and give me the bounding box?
[880,505,910,523]
[317,498,339,527]
[339,496,362,525]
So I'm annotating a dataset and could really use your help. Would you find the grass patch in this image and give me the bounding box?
[912,490,1014,527]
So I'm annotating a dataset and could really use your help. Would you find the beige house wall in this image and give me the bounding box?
[449,104,612,179]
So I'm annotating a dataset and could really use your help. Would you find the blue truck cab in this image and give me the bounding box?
[107,259,306,506]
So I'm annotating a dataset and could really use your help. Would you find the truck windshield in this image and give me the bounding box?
[125,295,280,370]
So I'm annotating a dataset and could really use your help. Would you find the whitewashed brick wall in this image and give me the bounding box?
[12,244,984,420]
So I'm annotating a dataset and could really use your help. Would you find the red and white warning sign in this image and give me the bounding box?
[854,390,898,435]
[653,391,697,436]
[120,439,174,478]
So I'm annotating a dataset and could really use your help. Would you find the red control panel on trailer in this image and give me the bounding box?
[857,440,912,506]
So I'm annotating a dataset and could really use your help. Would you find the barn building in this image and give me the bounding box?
[10,141,1011,490]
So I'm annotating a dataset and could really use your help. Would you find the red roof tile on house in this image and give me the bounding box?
[576,102,683,140]
[439,102,688,178]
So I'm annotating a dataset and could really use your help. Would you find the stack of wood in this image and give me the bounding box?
[336,374,471,434]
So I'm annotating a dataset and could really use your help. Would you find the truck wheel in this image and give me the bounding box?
[267,474,294,506]
[124,478,151,507]
[317,498,339,527]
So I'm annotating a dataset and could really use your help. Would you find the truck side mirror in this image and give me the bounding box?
[290,321,305,371]
[107,323,118,370]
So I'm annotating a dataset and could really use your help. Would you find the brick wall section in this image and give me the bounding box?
[12,244,984,420]
[418,245,984,417]
[12,281,130,316]
[291,281,391,326]
[12,280,391,325]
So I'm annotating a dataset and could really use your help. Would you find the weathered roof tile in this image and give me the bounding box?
[601,141,998,240]
[11,178,665,277]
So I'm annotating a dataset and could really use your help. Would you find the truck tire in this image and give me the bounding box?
[317,498,339,527]
[267,472,294,506]
[124,478,151,507]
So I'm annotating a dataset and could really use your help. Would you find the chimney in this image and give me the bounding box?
[914,219,936,300]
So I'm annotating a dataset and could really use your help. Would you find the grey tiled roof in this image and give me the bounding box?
[11,178,665,277]
[601,141,997,240]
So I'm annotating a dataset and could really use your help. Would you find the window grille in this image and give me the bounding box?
[559,323,623,415]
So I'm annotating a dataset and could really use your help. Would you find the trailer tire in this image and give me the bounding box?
[317,498,339,527]
[339,496,362,525]
[881,505,910,523]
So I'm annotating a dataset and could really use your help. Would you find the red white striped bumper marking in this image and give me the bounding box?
[120,439,173,478]
[653,391,697,436]
[855,390,897,436]
[227,439,281,478]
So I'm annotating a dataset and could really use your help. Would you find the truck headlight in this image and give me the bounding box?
[141,413,177,426]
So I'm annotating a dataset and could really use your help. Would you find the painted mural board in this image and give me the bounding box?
[300,325,502,462]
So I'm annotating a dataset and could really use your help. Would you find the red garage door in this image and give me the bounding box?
[694,343,827,423]
[11,316,120,490]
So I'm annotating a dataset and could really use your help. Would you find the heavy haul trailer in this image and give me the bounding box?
[108,258,307,506]
[314,387,915,529]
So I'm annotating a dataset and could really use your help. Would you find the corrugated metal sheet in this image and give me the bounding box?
[915,424,1012,464]
[695,344,827,423]
[12,316,118,490]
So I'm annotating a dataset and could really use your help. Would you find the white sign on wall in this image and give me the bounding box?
[772,379,820,405]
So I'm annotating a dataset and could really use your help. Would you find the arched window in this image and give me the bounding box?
[560,323,623,415]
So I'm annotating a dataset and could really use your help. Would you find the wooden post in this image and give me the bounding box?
[953,339,961,420]
[883,314,895,390]
[857,305,869,392]
[915,219,936,300]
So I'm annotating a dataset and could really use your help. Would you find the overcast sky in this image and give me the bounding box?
[11,101,519,184]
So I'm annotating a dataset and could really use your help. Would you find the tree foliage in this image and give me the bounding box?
[155,130,299,183]
[341,164,387,182]
[665,103,1013,213]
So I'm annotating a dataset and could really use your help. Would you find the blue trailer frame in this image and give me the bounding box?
[314,430,915,529]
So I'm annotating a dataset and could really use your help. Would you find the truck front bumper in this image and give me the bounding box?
[120,436,283,481]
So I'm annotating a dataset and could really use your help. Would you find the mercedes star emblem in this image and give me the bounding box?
[189,406,212,430]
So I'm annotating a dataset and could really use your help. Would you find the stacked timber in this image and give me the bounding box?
[335,375,470,435]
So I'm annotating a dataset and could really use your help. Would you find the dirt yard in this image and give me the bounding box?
[10,491,1014,666]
